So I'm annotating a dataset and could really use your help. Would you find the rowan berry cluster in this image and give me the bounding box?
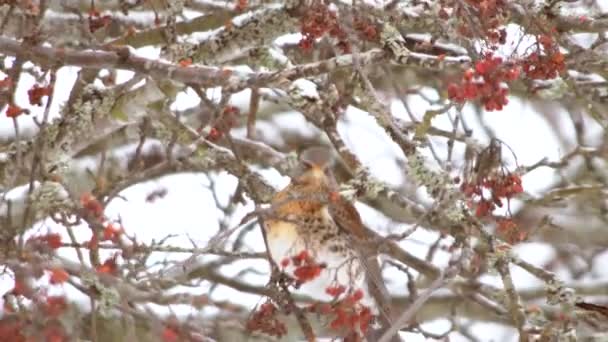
[496,217,526,243]
[280,250,326,285]
[305,285,372,341]
[353,17,378,41]
[1,76,53,118]
[461,172,523,217]
[205,106,240,142]
[161,320,187,342]
[461,172,525,243]
[521,35,566,80]
[27,84,53,106]
[88,8,112,33]
[299,2,378,53]
[246,302,288,338]
[299,2,347,52]
[0,319,26,342]
[3,192,136,342]
[448,54,520,111]
[440,0,508,44]
[4,266,71,341]
[235,0,248,12]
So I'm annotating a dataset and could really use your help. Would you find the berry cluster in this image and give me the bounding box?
[1,78,52,118]
[281,250,326,285]
[246,302,288,338]
[96,254,119,275]
[161,321,184,342]
[307,286,372,340]
[521,35,566,80]
[88,222,124,249]
[40,295,68,317]
[88,8,112,33]
[42,323,66,342]
[278,250,372,339]
[441,0,507,44]
[328,290,372,336]
[461,172,523,217]
[80,192,104,219]
[496,217,526,243]
[235,0,248,12]
[49,268,69,285]
[353,16,378,42]
[5,104,25,118]
[448,54,520,111]
[26,233,62,251]
[299,2,348,52]
[298,2,378,53]
[0,320,26,342]
[461,172,525,243]
[5,276,71,341]
[204,106,239,142]
[28,84,52,106]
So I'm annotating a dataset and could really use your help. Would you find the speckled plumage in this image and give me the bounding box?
[265,181,366,304]
[264,147,394,323]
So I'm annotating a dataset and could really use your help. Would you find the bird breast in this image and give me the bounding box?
[264,206,371,306]
[265,219,302,265]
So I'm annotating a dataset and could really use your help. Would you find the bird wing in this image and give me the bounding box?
[327,195,394,323]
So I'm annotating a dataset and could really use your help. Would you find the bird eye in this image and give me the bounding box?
[301,161,314,170]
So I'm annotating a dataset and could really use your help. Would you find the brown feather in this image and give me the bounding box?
[274,146,401,341]
[576,302,608,318]
[328,195,395,326]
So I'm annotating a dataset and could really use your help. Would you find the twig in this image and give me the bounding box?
[378,271,449,342]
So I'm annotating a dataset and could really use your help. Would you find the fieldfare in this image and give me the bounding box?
[264,146,396,340]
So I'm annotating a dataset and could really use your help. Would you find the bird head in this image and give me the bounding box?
[292,146,338,189]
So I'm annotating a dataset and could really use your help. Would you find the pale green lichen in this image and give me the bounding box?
[47,85,116,161]
[280,151,300,175]
[82,273,121,318]
[97,285,121,317]
[322,84,340,107]
[188,147,216,170]
[443,203,467,222]
[381,23,410,64]
[337,167,384,201]
[30,181,72,219]
[150,119,176,144]
[364,181,385,200]
[42,117,61,146]
[536,78,568,100]
[0,140,34,183]
[287,81,326,120]
[485,248,512,276]
[358,167,383,198]
[45,86,107,147]
[545,280,575,306]
[338,185,358,202]
[71,84,116,124]
[249,47,290,71]
[407,152,449,194]
[380,23,403,44]
[557,328,576,342]
[194,6,298,64]
[166,0,184,14]
[358,96,393,128]
[165,42,197,62]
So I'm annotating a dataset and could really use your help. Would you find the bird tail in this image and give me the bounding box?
[361,255,402,342]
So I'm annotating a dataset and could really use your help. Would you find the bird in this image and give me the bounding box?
[264,146,400,341]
